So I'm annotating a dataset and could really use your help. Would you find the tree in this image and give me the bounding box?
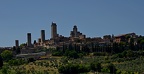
[126,50,134,58]
[20,43,26,48]
[137,37,144,50]
[128,38,135,51]
[52,50,63,56]
[140,40,144,50]
[90,62,102,72]
[125,35,131,43]
[58,63,89,74]
[1,50,13,61]
[107,63,117,74]
[28,58,35,62]
[0,55,3,68]
[1,65,10,74]
[8,59,27,66]
[64,50,79,59]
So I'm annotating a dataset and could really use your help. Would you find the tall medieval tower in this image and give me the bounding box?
[51,22,57,39]
[73,25,78,37]
[27,33,32,47]
[15,40,19,47]
[41,30,45,43]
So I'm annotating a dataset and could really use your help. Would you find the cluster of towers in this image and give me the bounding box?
[14,22,86,48]
[14,22,59,47]
[15,32,33,47]
[15,22,51,47]
[14,22,137,52]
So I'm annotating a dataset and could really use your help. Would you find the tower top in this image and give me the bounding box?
[52,22,57,26]
[27,33,31,35]
[74,25,77,28]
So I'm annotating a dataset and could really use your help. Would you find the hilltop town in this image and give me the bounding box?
[13,22,138,54]
[0,22,144,74]
[0,21,143,74]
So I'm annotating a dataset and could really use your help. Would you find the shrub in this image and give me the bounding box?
[8,59,27,66]
[52,51,63,56]
[64,50,79,59]
[1,65,10,74]
[107,63,117,74]
[28,58,35,62]
[1,50,13,62]
[0,55,3,68]
[90,62,102,72]
[101,67,109,73]
[93,52,107,56]
[116,69,122,74]
[58,63,90,74]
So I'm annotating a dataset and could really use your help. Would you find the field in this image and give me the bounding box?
[0,54,144,74]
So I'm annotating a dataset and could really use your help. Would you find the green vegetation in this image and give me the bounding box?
[8,59,27,66]
[58,63,89,74]
[1,50,13,62]
[0,36,144,74]
[0,54,144,74]
[52,49,84,59]
[0,56,3,68]
[90,61,102,72]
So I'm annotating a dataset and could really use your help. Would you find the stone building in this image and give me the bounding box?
[114,33,136,43]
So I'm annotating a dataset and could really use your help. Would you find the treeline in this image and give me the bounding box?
[52,49,85,59]
[58,61,130,74]
[58,61,119,74]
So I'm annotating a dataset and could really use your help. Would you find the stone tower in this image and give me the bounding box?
[41,30,45,43]
[70,25,85,39]
[15,40,19,47]
[27,33,32,47]
[73,25,78,37]
[51,22,57,39]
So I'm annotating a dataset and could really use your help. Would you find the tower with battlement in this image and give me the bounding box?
[51,22,57,39]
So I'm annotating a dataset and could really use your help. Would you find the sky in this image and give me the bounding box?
[0,0,144,47]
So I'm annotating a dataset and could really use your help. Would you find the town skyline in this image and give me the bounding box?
[4,22,142,47]
[0,0,144,47]
[1,22,142,47]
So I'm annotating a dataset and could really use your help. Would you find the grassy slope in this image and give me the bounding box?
[0,55,144,74]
